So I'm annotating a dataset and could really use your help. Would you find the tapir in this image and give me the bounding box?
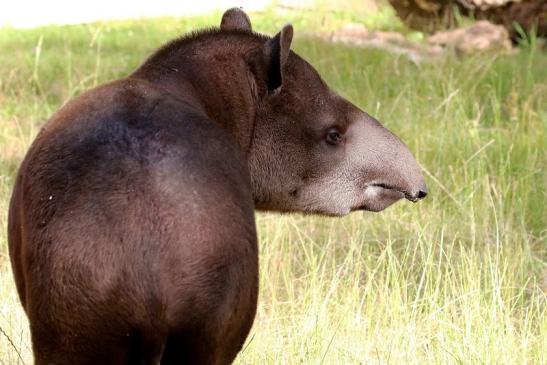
[8,8,427,365]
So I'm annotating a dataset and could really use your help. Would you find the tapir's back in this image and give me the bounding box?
[8,78,258,364]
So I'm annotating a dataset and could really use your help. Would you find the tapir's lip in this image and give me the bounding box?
[354,184,406,213]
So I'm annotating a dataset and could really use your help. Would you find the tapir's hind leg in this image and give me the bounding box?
[159,300,256,365]
[160,329,217,365]
[30,321,167,365]
[160,328,245,365]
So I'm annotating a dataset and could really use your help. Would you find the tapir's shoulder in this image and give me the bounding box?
[22,77,246,193]
[31,77,218,155]
[41,78,180,136]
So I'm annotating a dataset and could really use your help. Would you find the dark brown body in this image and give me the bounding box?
[9,79,258,364]
[8,9,427,364]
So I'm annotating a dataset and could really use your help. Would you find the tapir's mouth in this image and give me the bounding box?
[354,183,415,212]
[370,183,420,202]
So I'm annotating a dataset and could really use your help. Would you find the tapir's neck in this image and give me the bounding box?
[131,31,262,152]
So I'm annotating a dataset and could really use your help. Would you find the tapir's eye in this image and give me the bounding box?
[325,127,343,146]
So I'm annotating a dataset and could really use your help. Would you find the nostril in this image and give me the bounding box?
[417,190,427,199]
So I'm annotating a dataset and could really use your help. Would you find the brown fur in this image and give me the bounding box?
[8,8,426,364]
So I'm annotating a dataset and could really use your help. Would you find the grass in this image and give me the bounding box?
[0,5,546,365]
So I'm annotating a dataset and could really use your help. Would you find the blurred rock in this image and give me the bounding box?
[332,23,443,63]
[387,0,546,40]
[428,20,513,54]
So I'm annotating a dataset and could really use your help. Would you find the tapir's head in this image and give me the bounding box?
[222,9,427,216]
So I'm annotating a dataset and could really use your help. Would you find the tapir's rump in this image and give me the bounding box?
[7,8,426,364]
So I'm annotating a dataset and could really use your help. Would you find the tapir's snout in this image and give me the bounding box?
[352,113,428,212]
[408,184,428,202]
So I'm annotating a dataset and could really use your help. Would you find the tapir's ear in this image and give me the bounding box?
[262,24,293,91]
[247,24,293,95]
[221,8,252,32]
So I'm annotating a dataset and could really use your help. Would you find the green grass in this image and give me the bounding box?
[1,6,546,365]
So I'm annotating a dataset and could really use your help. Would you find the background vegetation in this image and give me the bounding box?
[0,3,545,364]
